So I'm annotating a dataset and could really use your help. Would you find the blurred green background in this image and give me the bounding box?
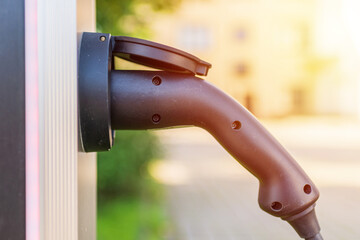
[97,131,165,240]
[96,1,181,239]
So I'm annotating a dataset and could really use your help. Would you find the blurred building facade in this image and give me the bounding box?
[150,0,360,118]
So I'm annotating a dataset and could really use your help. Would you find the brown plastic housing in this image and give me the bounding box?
[110,70,322,240]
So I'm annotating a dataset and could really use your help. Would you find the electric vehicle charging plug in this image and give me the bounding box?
[78,32,323,240]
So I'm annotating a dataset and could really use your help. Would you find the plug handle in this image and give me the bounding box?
[110,70,321,239]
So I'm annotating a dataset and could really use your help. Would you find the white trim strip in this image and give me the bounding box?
[25,0,40,239]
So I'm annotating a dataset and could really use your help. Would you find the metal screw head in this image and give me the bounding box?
[304,184,312,194]
[99,36,106,42]
[152,76,162,86]
[271,201,283,211]
[232,120,241,130]
[152,114,161,123]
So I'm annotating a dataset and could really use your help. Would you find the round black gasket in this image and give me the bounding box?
[78,32,114,152]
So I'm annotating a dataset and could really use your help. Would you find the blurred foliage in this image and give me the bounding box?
[96,0,182,37]
[97,131,162,201]
[97,0,182,201]
[97,181,169,240]
[96,1,180,238]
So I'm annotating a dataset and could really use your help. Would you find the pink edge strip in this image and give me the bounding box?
[25,0,40,239]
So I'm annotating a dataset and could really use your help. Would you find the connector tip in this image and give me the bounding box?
[306,233,323,240]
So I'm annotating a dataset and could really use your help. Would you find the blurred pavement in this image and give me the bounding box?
[153,117,360,240]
